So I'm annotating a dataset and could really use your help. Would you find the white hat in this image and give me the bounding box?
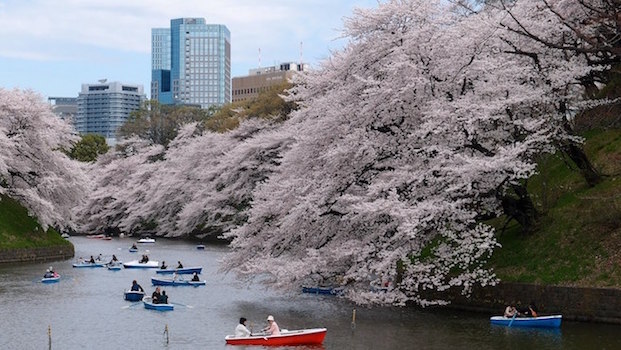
[49,266,53,270]
[267,315,274,321]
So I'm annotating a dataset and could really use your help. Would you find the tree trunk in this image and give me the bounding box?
[561,142,602,187]
[500,183,539,234]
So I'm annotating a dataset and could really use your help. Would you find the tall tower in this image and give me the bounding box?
[151,18,231,109]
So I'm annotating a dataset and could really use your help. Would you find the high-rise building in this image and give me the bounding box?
[75,80,145,145]
[48,97,78,123]
[232,62,308,103]
[151,18,231,109]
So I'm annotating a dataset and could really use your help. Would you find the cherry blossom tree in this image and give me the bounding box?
[0,89,87,230]
[221,0,602,305]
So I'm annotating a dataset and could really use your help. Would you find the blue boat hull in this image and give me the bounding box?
[124,290,145,302]
[151,277,206,286]
[143,298,174,311]
[41,276,60,283]
[490,315,562,328]
[302,286,343,296]
[72,262,106,268]
[155,267,202,275]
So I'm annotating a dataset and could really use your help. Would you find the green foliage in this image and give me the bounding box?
[204,82,296,133]
[119,100,210,146]
[489,129,621,286]
[68,134,109,162]
[0,195,70,250]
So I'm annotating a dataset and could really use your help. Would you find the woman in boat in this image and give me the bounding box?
[177,261,183,269]
[191,273,200,282]
[43,269,54,278]
[130,280,144,292]
[160,261,167,269]
[235,317,252,337]
[139,255,149,263]
[151,287,161,303]
[263,315,280,336]
[159,290,168,304]
[130,243,137,249]
[504,305,518,318]
[89,255,95,264]
[109,255,118,265]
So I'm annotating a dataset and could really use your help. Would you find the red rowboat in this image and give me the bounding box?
[225,328,327,346]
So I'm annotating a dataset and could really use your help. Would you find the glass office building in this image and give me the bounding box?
[76,81,145,145]
[151,18,231,109]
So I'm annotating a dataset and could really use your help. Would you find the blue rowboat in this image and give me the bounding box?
[124,290,145,302]
[155,266,202,275]
[196,245,205,250]
[143,297,174,311]
[123,260,159,269]
[72,262,106,268]
[490,315,562,328]
[129,248,138,253]
[108,264,122,271]
[41,275,60,283]
[151,276,206,287]
[302,286,344,296]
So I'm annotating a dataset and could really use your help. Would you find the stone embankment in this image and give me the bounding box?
[437,282,621,324]
[0,245,74,264]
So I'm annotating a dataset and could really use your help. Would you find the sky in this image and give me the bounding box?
[0,0,379,99]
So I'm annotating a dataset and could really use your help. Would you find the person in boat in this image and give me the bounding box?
[89,255,96,264]
[519,302,538,317]
[191,272,200,282]
[109,255,118,265]
[151,287,161,303]
[130,280,144,292]
[504,305,518,318]
[139,255,149,263]
[43,269,54,278]
[130,243,137,250]
[96,253,103,261]
[177,261,183,269]
[263,315,280,336]
[159,290,168,304]
[160,261,167,269]
[235,317,252,337]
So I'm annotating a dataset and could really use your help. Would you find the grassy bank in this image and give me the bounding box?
[0,195,71,250]
[489,128,621,287]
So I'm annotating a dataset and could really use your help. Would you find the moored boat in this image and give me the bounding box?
[124,290,145,302]
[61,233,70,238]
[143,297,173,311]
[302,286,343,296]
[155,266,202,275]
[72,262,106,268]
[196,244,205,250]
[490,315,562,328]
[123,260,159,269]
[151,276,206,287]
[225,328,327,346]
[41,275,60,283]
[137,238,155,244]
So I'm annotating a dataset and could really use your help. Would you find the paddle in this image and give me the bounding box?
[121,302,141,309]
[170,302,193,309]
[508,311,517,327]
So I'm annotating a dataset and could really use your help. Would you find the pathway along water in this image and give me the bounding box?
[0,237,620,349]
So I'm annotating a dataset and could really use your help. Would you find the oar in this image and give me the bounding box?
[508,312,517,327]
[121,302,142,309]
[171,302,193,309]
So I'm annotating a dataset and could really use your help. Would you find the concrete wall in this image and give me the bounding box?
[0,245,74,264]
[435,282,621,324]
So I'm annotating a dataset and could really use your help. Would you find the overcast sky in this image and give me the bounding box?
[0,0,379,98]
